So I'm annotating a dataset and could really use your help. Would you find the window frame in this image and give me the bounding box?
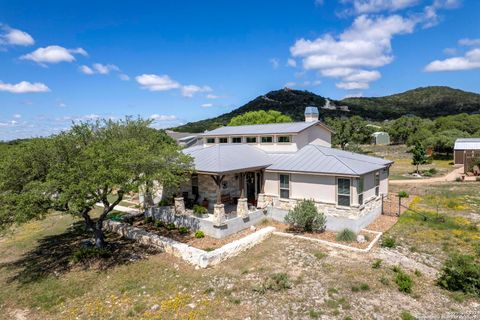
[374,171,380,196]
[260,136,273,144]
[277,135,291,143]
[231,137,242,143]
[218,137,228,144]
[337,177,351,207]
[206,138,215,144]
[357,176,364,205]
[279,174,290,199]
[246,136,257,144]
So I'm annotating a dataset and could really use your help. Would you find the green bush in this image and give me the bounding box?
[155,220,165,228]
[428,168,438,174]
[195,230,205,238]
[455,177,462,182]
[144,216,154,224]
[381,236,397,248]
[400,310,416,320]
[193,204,208,215]
[437,253,480,296]
[178,226,190,234]
[398,191,409,198]
[158,199,171,206]
[395,270,413,294]
[166,223,176,230]
[422,171,433,177]
[336,228,356,242]
[352,283,370,292]
[265,273,292,291]
[380,276,389,285]
[284,199,326,232]
[372,259,383,269]
[71,246,111,264]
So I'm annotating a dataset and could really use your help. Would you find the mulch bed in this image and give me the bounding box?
[365,214,398,233]
[129,217,255,251]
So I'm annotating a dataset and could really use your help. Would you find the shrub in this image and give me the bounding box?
[254,273,292,294]
[178,226,189,234]
[398,191,409,198]
[308,309,321,319]
[195,230,205,238]
[395,270,413,293]
[437,253,480,296]
[372,259,383,269]
[423,171,433,177]
[155,220,165,228]
[158,199,171,206]
[71,246,111,264]
[414,269,422,277]
[313,251,327,260]
[381,236,397,248]
[166,223,176,230]
[144,216,154,224]
[336,228,356,242]
[193,204,208,215]
[352,283,370,292]
[455,177,462,182]
[380,276,389,285]
[400,310,416,320]
[284,199,326,232]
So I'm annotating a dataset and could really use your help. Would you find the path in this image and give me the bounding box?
[389,166,463,185]
[95,203,142,214]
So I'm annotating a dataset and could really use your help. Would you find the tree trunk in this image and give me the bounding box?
[94,225,106,248]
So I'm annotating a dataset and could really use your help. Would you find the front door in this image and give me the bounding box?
[245,172,256,204]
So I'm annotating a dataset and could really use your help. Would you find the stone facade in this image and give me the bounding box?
[236,198,249,218]
[213,204,226,226]
[174,197,185,214]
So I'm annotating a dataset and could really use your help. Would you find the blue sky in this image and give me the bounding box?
[0,0,479,140]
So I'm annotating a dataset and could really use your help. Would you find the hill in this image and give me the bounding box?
[173,86,480,133]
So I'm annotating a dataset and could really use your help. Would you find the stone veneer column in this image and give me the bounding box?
[256,193,267,209]
[174,197,185,215]
[213,204,226,226]
[237,198,249,218]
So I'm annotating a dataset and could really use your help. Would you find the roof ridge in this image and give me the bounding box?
[310,144,357,174]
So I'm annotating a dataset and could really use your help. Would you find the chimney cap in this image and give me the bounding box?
[304,106,319,115]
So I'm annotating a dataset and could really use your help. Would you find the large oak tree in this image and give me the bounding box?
[0,118,193,247]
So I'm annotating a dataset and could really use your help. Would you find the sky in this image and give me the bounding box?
[0,0,479,141]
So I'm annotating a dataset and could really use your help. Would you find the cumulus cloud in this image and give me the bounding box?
[20,45,88,65]
[181,85,212,98]
[336,81,370,90]
[80,63,120,75]
[459,38,480,46]
[291,14,414,90]
[0,25,34,46]
[149,114,177,121]
[425,48,480,71]
[135,74,181,91]
[119,74,130,81]
[206,94,220,99]
[79,65,94,75]
[201,103,213,108]
[348,0,420,14]
[287,58,297,67]
[0,81,50,93]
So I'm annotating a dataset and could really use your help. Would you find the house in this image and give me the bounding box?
[170,107,393,233]
[454,138,480,173]
[371,132,390,145]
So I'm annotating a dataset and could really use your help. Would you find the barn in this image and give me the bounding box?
[454,138,480,173]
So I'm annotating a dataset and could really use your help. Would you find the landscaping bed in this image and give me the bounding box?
[127,216,255,250]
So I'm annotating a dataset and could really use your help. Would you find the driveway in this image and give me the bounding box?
[389,166,463,185]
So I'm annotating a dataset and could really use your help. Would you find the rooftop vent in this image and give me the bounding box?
[304,106,319,122]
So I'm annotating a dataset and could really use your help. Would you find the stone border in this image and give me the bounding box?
[273,229,382,253]
[103,220,275,268]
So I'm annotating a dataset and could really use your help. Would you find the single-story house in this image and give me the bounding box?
[168,107,393,233]
[454,138,480,173]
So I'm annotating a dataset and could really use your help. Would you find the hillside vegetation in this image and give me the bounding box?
[174,86,480,133]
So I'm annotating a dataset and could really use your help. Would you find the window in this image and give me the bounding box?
[277,136,291,143]
[261,136,273,143]
[246,136,257,143]
[218,137,228,143]
[375,172,380,196]
[231,137,242,143]
[206,138,215,144]
[337,178,351,206]
[357,177,364,205]
[279,174,290,199]
[191,174,199,195]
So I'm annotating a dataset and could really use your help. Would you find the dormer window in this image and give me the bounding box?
[261,136,273,143]
[206,138,215,144]
[218,137,228,143]
[277,136,291,143]
[246,137,257,143]
[231,137,242,143]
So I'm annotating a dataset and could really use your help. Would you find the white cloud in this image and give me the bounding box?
[443,47,458,55]
[206,94,220,99]
[13,114,21,119]
[0,25,34,46]
[425,48,480,71]
[269,58,280,69]
[336,81,370,90]
[349,0,419,14]
[20,45,88,65]
[135,74,181,91]
[93,63,119,74]
[458,38,480,46]
[149,114,177,121]
[181,85,212,97]
[343,92,364,98]
[0,81,50,93]
[79,65,94,75]
[201,103,213,108]
[119,74,130,81]
[287,58,297,67]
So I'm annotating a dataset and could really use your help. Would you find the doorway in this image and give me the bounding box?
[245,172,256,204]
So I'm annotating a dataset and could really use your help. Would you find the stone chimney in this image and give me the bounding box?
[304,106,319,122]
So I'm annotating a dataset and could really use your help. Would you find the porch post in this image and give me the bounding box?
[239,172,245,198]
[211,174,226,226]
[261,169,266,193]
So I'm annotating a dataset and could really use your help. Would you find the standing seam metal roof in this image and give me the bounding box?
[200,121,332,136]
[454,138,480,150]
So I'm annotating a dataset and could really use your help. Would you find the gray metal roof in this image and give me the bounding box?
[454,138,480,150]
[267,144,392,176]
[201,121,332,137]
[183,144,272,174]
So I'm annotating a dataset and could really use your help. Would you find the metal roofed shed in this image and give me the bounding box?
[267,144,393,176]
[454,138,480,170]
[371,131,390,145]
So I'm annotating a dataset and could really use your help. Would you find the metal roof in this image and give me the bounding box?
[454,138,480,150]
[267,144,392,176]
[183,144,272,174]
[201,121,332,137]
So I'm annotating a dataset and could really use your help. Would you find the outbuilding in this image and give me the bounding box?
[454,138,480,172]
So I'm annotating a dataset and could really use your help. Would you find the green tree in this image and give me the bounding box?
[425,129,468,155]
[326,116,372,150]
[228,110,292,126]
[387,116,432,145]
[0,118,193,247]
[411,142,428,174]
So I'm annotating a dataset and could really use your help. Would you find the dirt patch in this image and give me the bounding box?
[366,214,398,232]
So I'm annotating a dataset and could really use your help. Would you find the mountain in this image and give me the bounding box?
[173,86,480,133]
